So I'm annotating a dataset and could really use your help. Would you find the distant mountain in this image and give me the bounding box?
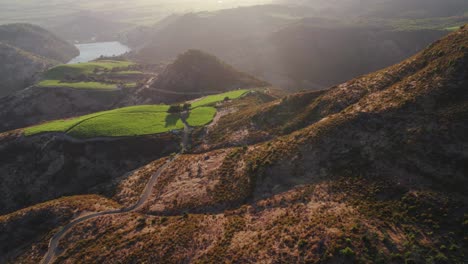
[132,5,453,90]
[153,50,267,93]
[49,15,132,43]
[272,23,448,88]
[276,0,468,18]
[132,5,309,88]
[1,26,466,264]
[0,23,79,62]
[0,23,79,97]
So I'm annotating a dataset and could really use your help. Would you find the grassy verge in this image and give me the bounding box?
[37,80,117,90]
[191,89,250,108]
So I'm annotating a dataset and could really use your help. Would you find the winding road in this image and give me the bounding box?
[41,121,190,264]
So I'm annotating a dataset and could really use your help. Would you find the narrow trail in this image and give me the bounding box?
[180,111,192,153]
[41,121,191,264]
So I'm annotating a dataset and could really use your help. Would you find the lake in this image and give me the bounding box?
[68,41,131,64]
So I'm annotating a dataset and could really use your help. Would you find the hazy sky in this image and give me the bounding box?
[0,0,274,26]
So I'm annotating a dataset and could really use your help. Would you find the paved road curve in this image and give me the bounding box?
[40,156,176,264]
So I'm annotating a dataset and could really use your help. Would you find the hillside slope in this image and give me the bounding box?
[272,24,448,88]
[0,85,127,132]
[200,25,467,152]
[0,88,275,214]
[0,23,79,63]
[0,23,79,97]
[0,42,54,97]
[1,27,467,263]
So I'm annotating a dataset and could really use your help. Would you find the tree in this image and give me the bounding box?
[168,105,182,113]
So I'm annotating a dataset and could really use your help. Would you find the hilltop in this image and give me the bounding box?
[121,50,269,105]
[0,26,467,263]
[152,50,267,93]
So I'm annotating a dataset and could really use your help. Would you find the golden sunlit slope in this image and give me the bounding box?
[200,25,468,153]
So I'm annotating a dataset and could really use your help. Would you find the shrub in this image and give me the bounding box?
[168,105,182,113]
[297,239,307,248]
[434,252,448,262]
[340,247,355,257]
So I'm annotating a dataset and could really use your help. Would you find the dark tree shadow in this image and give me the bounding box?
[165,114,180,127]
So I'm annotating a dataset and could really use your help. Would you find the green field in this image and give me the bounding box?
[191,89,250,108]
[37,80,117,90]
[24,105,171,137]
[25,90,252,138]
[67,112,184,138]
[38,60,137,90]
[114,71,143,75]
[186,107,217,126]
[44,60,135,79]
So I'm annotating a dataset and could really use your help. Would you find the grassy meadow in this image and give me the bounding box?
[186,107,217,126]
[25,90,252,138]
[191,89,250,108]
[37,80,117,90]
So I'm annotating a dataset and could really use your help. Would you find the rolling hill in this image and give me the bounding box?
[152,50,267,93]
[0,52,268,134]
[0,26,466,263]
[120,50,269,105]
